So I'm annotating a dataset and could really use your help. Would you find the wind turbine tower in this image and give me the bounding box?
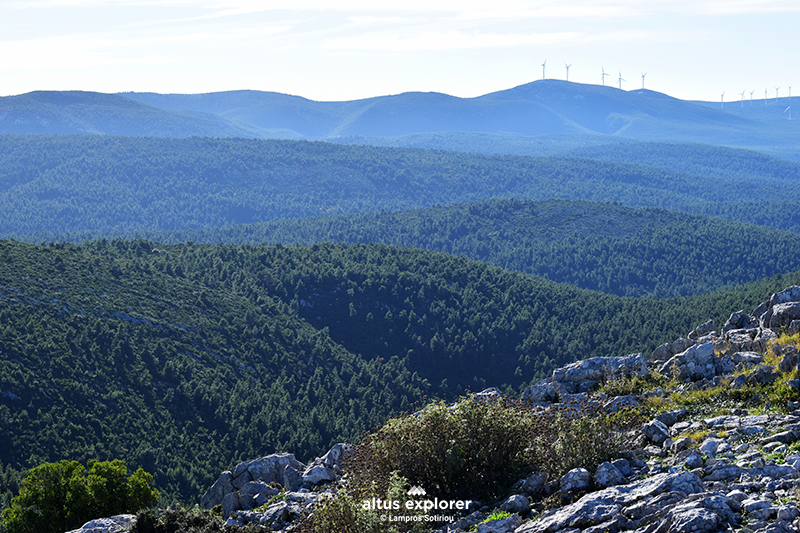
[618,71,625,89]
[565,63,572,82]
[739,90,745,107]
[720,91,724,109]
[601,67,608,86]
[750,89,754,105]
[641,73,647,89]
[542,60,547,80]
[765,87,768,105]
[776,86,781,99]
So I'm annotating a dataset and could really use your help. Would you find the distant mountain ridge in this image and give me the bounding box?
[117,81,800,155]
[0,91,262,138]
[2,81,799,156]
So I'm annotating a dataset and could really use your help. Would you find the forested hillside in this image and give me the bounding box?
[565,142,800,183]
[2,238,800,510]
[2,135,800,240]
[134,199,800,298]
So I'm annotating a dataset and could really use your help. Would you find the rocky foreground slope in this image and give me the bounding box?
[69,287,800,533]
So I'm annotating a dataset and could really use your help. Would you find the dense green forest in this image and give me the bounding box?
[130,199,800,298]
[2,238,800,510]
[565,142,800,183]
[2,135,800,240]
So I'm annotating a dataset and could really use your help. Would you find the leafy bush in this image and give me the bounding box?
[346,396,640,503]
[521,401,642,480]
[0,459,159,533]
[346,397,535,503]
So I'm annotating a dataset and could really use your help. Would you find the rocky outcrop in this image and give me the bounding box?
[64,514,136,533]
[523,353,646,404]
[200,445,348,521]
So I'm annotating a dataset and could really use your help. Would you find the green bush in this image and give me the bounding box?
[1,459,159,533]
[345,396,640,503]
[346,397,534,503]
[521,402,641,478]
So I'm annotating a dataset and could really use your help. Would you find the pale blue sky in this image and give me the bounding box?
[1,0,798,103]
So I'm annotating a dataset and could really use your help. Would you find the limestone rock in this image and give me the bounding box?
[594,461,625,488]
[65,515,136,533]
[655,408,687,427]
[517,472,704,533]
[643,419,670,445]
[688,319,715,340]
[521,472,546,498]
[770,285,800,306]
[559,467,591,499]
[521,382,559,404]
[301,443,351,487]
[239,481,280,510]
[200,471,233,509]
[475,512,522,533]
[221,491,241,519]
[659,343,715,382]
[552,353,647,384]
[748,364,780,386]
[200,453,305,512]
[499,493,529,515]
[283,465,303,492]
[770,302,800,328]
[247,453,305,485]
[603,395,639,413]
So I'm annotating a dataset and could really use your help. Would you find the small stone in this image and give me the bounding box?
[594,462,624,488]
[685,453,704,469]
[559,468,591,500]
[699,437,723,457]
[500,494,530,515]
[643,419,670,445]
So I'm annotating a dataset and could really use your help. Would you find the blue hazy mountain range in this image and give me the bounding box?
[1,80,798,158]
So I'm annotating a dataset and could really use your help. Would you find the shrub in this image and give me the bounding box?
[346,397,535,502]
[521,400,641,480]
[346,395,640,502]
[1,459,159,533]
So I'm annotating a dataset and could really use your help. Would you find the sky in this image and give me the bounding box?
[1,0,798,103]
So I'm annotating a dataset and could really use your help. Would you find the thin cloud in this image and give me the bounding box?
[326,30,584,52]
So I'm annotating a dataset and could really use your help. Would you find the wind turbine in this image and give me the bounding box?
[749,89,754,105]
[720,91,724,109]
[565,63,572,82]
[618,71,625,90]
[641,72,647,89]
[785,106,792,120]
[542,60,547,80]
[739,90,746,108]
[601,66,608,86]
[775,86,781,99]
[765,87,768,105]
